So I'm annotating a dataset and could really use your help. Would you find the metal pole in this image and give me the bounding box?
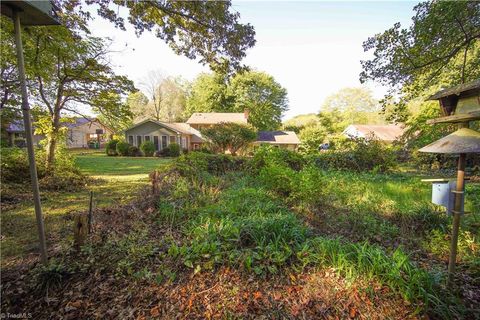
[447,151,466,286]
[12,9,48,264]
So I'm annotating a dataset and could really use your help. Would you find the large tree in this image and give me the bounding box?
[319,87,385,130]
[360,1,480,122]
[139,71,166,121]
[228,71,288,131]
[185,72,232,115]
[135,75,189,122]
[0,18,135,167]
[62,0,256,73]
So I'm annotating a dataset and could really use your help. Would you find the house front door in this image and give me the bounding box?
[153,136,159,151]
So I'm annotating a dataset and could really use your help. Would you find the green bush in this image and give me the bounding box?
[159,147,170,157]
[128,145,141,157]
[105,139,119,156]
[0,147,86,191]
[250,145,306,172]
[168,143,181,157]
[1,147,38,183]
[140,140,155,157]
[116,141,130,156]
[173,152,246,177]
[311,137,397,172]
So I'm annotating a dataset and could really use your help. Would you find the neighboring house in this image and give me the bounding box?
[255,131,301,151]
[4,118,112,148]
[65,118,113,148]
[186,110,249,130]
[5,120,44,147]
[126,110,303,152]
[342,124,405,143]
[124,119,202,151]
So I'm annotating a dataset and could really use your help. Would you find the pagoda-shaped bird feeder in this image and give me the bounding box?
[419,79,480,286]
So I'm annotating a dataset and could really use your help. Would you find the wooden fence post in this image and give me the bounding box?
[88,191,94,234]
[74,213,88,251]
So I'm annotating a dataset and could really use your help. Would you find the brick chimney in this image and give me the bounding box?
[244,108,250,121]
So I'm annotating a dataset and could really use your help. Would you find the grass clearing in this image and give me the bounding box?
[1,151,171,261]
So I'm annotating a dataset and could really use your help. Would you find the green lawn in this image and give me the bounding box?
[1,151,171,262]
[75,151,172,180]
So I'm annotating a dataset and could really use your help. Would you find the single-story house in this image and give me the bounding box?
[5,118,113,148]
[255,131,301,151]
[65,118,113,148]
[124,119,203,151]
[126,111,302,152]
[342,124,405,143]
[5,120,44,147]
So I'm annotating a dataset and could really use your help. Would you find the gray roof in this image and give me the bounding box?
[6,117,99,132]
[6,120,25,132]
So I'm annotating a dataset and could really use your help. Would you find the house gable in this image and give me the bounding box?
[125,120,179,136]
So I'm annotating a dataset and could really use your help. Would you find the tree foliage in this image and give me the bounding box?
[1,16,136,167]
[229,71,288,130]
[67,0,256,73]
[201,123,257,156]
[186,72,232,114]
[360,1,480,121]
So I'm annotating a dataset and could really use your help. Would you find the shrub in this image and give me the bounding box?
[159,147,170,157]
[105,139,119,156]
[128,145,141,157]
[116,141,130,156]
[174,152,246,177]
[250,145,306,172]
[168,143,181,157]
[140,140,155,157]
[311,137,397,172]
[0,147,86,191]
[200,123,257,155]
[1,147,37,183]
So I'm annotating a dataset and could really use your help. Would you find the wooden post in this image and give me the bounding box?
[13,9,47,264]
[447,152,466,286]
[74,213,88,251]
[151,170,159,194]
[88,191,93,234]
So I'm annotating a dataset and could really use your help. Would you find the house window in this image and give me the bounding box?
[128,135,134,145]
[144,135,151,142]
[169,136,176,144]
[193,144,200,150]
[161,136,167,149]
[153,136,159,151]
[181,137,187,148]
[136,136,142,147]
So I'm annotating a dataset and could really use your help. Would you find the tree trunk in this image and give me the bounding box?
[46,135,57,169]
[46,111,61,169]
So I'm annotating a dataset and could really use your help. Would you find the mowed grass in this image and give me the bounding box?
[1,151,171,262]
[75,151,170,179]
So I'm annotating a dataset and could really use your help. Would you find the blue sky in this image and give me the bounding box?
[88,1,418,120]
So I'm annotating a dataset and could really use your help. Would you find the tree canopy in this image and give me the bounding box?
[62,0,256,73]
[360,1,480,121]
[228,71,288,130]
[319,87,385,130]
[0,16,135,166]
